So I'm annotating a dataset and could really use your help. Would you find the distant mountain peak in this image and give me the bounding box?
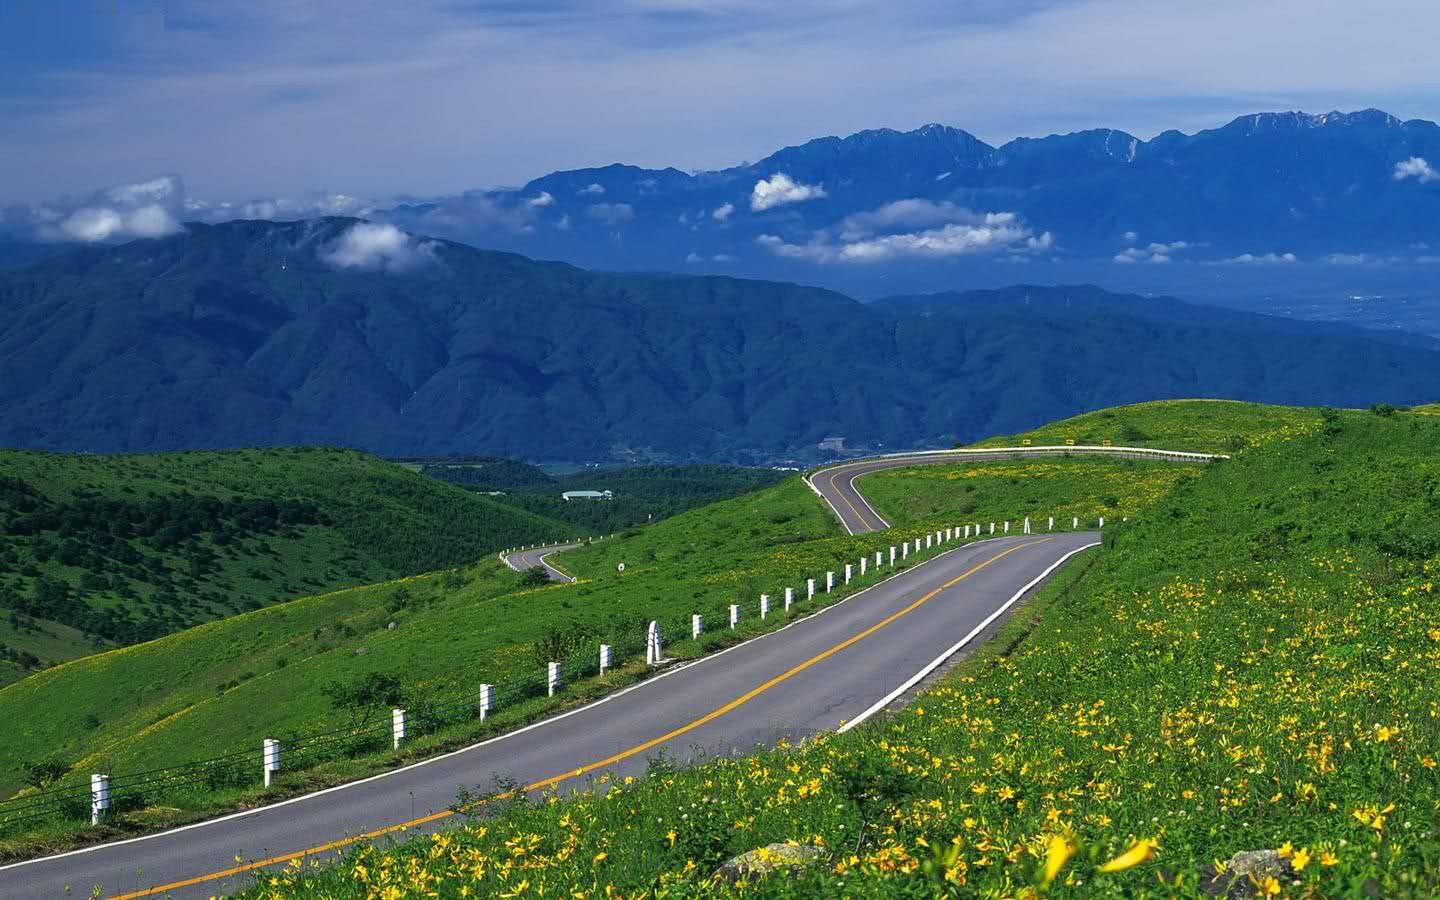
[1221,108,1402,134]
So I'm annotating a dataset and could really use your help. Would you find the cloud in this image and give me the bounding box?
[578,183,606,196]
[379,191,541,235]
[685,251,735,263]
[28,174,187,242]
[1393,157,1439,183]
[750,173,826,211]
[1121,230,1138,243]
[527,191,555,207]
[585,202,634,226]
[757,200,1051,263]
[712,202,735,222]
[1218,251,1297,265]
[1324,252,1372,266]
[320,222,439,272]
[1114,240,1191,264]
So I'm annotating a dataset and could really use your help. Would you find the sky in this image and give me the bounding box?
[3,0,1439,208]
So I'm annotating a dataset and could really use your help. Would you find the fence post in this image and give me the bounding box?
[844,563,853,585]
[692,614,703,639]
[925,533,932,549]
[599,645,612,676]
[1072,516,1078,529]
[392,708,407,749]
[548,661,561,696]
[480,683,493,721]
[730,604,739,629]
[1098,516,1105,529]
[990,522,996,534]
[646,621,662,665]
[902,542,909,560]
[1048,516,1054,531]
[1004,521,1010,534]
[964,525,970,538]
[1024,517,1031,535]
[889,546,896,565]
[807,578,816,601]
[860,557,868,576]
[785,587,795,610]
[760,594,770,620]
[263,738,281,788]
[90,774,110,826]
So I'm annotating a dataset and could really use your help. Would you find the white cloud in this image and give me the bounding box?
[579,183,606,196]
[1114,240,1191,264]
[1324,252,1371,266]
[685,251,735,264]
[320,222,439,272]
[1393,157,1439,183]
[585,202,634,226]
[37,175,186,242]
[528,191,555,207]
[712,202,735,222]
[757,200,1051,264]
[750,173,826,211]
[1219,251,1297,265]
[1121,230,1138,243]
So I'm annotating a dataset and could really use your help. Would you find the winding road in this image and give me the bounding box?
[0,447,1209,898]
[502,542,580,582]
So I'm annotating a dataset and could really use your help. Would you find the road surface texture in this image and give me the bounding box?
[808,445,1220,534]
[502,542,580,582]
[2,532,1098,898]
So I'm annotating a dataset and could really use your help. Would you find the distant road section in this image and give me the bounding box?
[502,543,580,582]
[808,446,1223,535]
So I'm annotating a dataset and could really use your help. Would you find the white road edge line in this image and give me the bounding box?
[0,533,1027,874]
[836,540,1101,734]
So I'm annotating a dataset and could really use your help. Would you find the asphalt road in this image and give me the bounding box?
[808,445,1220,534]
[1,531,1099,898]
[502,543,580,582]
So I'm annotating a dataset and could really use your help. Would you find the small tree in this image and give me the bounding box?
[321,672,407,730]
[24,758,70,791]
[519,566,551,587]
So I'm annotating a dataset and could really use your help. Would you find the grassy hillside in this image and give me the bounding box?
[0,448,569,683]
[968,398,1321,454]
[858,457,1195,527]
[248,404,1440,898]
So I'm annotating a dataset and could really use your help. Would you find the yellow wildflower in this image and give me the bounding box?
[1042,834,1076,885]
[1098,838,1158,873]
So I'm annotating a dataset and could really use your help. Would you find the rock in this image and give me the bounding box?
[714,843,825,883]
[387,621,398,630]
[1200,849,1293,898]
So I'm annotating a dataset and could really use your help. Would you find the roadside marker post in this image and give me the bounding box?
[844,563,852,585]
[90,774,110,826]
[1004,521,1010,534]
[692,614,703,639]
[729,604,739,629]
[1073,516,1079,529]
[1098,516,1105,529]
[1048,516,1054,531]
[860,557,868,576]
[786,587,796,610]
[1023,517,1031,535]
[990,523,996,535]
[391,708,407,749]
[964,525,970,538]
[548,661,561,696]
[889,546,896,565]
[599,645,612,676]
[825,571,834,593]
[760,595,770,619]
[263,738,281,788]
[902,543,909,560]
[807,578,816,601]
[925,534,932,549]
[479,683,493,720]
[646,621,662,665]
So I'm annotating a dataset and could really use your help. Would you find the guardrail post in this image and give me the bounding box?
[902,542,909,560]
[263,738,281,787]
[844,563,853,585]
[1004,521,1010,534]
[786,587,796,610]
[989,522,995,535]
[826,571,834,593]
[760,595,770,619]
[925,533,932,549]
[730,604,739,629]
[647,621,662,665]
[480,683,493,720]
[1098,516,1105,529]
[889,546,896,565]
[807,578,816,601]
[1048,516,1054,531]
[963,525,970,538]
[1023,517,1031,535]
[599,645,612,676]
[548,661,561,696]
[90,774,110,826]
[692,614,703,639]
[392,708,407,749]
[860,557,868,576]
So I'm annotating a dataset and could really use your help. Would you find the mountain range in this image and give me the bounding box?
[0,218,1435,462]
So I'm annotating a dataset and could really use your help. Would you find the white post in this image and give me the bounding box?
[479,683,493,721]
[647,620,662,665]
[989,522,996,535]
[844,563,853,585]
[825,571,834,593]
[90,774,110,826]
[263,738,281,788]
[1073,516,1079,529]
[964,525,970,538]
[392,708,407,749]
[786,586,795,610]
[1023,517,1031,535]
[925,534,932,549]
[807,578,815,601]
[860,557,868,576]
[692,614,703,639]
[599,645,612,676]
[902,542,909,560]
[1004,521,1010,534]
[1098,516,1105,529]
[729,604,739,629]
[889,546,896,565]
[760,594,770,619]
[548,661,561,696]
[876,550,884,568]
[1048,516,1054,531]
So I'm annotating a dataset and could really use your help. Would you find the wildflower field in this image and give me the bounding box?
[250,406,1440,897]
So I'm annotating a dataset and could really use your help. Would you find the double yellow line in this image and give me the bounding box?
[111,538,1048,898]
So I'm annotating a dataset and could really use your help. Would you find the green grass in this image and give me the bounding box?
[0,448,571,682]
[248,405,1440,898]
[968,398,1322,455]
[857,457,1196,528]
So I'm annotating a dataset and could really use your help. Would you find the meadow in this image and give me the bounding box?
[246,404,1440,898]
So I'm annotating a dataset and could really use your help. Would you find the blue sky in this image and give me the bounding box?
[3,0,1439,207]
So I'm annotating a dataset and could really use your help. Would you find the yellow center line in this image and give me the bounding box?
[109,538,1050,899]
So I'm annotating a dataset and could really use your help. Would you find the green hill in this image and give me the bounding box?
[0,448,570,683]
[247,402,1440,898]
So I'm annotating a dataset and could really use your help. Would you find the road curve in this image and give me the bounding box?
[502,543,581,582]
[2,533,1098,898]
[808,445,1223,535]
